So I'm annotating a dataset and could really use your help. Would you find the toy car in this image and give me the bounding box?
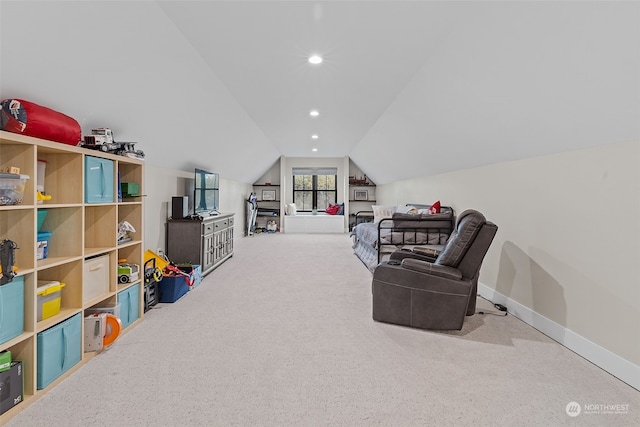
[118,263,140,284]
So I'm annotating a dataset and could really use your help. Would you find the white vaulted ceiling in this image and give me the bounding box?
[1,1,638,184]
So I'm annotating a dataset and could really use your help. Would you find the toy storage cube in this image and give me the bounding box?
[83,254,110,303]
[85,156,114,203]
[0,276,24,345]
[36,281,65,321]
[0,173,29,205]
[118,284,140,329]
[37,313,82,389]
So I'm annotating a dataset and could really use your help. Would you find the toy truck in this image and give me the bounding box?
[80,128,145,159]
[118,263,140,284]
[81,128,118,152]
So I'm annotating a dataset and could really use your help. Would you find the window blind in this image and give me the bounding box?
[292,167,338,176]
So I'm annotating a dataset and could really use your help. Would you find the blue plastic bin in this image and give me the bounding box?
[37,210,47,232]
[37,231,53,260]
[158,276,190,303]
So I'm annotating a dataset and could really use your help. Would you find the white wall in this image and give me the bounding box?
[377,140,640,388]
[351,1,640,185]
[144,164,252,254]
[0,1,280,184]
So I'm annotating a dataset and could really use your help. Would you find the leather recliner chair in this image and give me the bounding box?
[372,210,498,330]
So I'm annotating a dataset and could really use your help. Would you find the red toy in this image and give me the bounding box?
[0,98,81,146]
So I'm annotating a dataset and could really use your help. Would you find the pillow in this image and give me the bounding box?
[372,205,396,223]
[429,200,441,214]
[395,205,418,214]
[337,203,344,215]
[325,204,340,215]
[285,203,297,215]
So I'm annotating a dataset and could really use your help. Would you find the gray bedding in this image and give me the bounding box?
[350,208,453,272]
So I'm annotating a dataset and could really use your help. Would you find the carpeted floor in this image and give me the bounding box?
[5,233,639,426]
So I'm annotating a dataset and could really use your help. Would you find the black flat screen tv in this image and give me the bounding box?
[194,168,219,216]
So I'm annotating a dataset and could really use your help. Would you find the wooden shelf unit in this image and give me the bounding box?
[252,183,281,231]
[348,183,376,230]
[0,130,144,422]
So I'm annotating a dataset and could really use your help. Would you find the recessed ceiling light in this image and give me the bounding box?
[308,55,323,65]
[311,134,319,139]
[309,110,319,117]
[312,148,318,152]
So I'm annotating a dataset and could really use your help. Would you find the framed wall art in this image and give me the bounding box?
[354,190,368,201]
[262,189,277,201]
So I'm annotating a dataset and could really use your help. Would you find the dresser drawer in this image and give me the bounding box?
[203,222,215,235]
[213,219,228,231]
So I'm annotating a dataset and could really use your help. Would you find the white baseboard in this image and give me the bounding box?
[478,283,640,391]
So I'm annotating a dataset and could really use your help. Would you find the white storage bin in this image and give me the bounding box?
[83,254,110,303]
[85,303,120,319]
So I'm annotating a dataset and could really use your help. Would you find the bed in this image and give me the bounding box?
[350,204,454,272]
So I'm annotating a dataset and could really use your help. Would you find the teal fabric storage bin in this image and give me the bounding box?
[118,284,140,329]
[85,156,114,203]
[0,276,24,345]
[37,313,82,389]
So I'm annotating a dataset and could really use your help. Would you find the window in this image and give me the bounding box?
[293,168,337,211]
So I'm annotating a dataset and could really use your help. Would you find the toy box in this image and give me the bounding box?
[0,173,29,206]
[179,264,202,289]
[158,275,190,303]
[36,280,65,321]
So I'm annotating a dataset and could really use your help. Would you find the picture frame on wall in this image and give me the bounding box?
[354,190,368,201]
[262,189,277,201]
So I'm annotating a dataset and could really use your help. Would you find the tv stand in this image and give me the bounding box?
[166,212,234,276]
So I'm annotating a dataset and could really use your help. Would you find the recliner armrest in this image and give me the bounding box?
[401,258,463,280]
[389,249,437,263]
[412,246,440,258]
